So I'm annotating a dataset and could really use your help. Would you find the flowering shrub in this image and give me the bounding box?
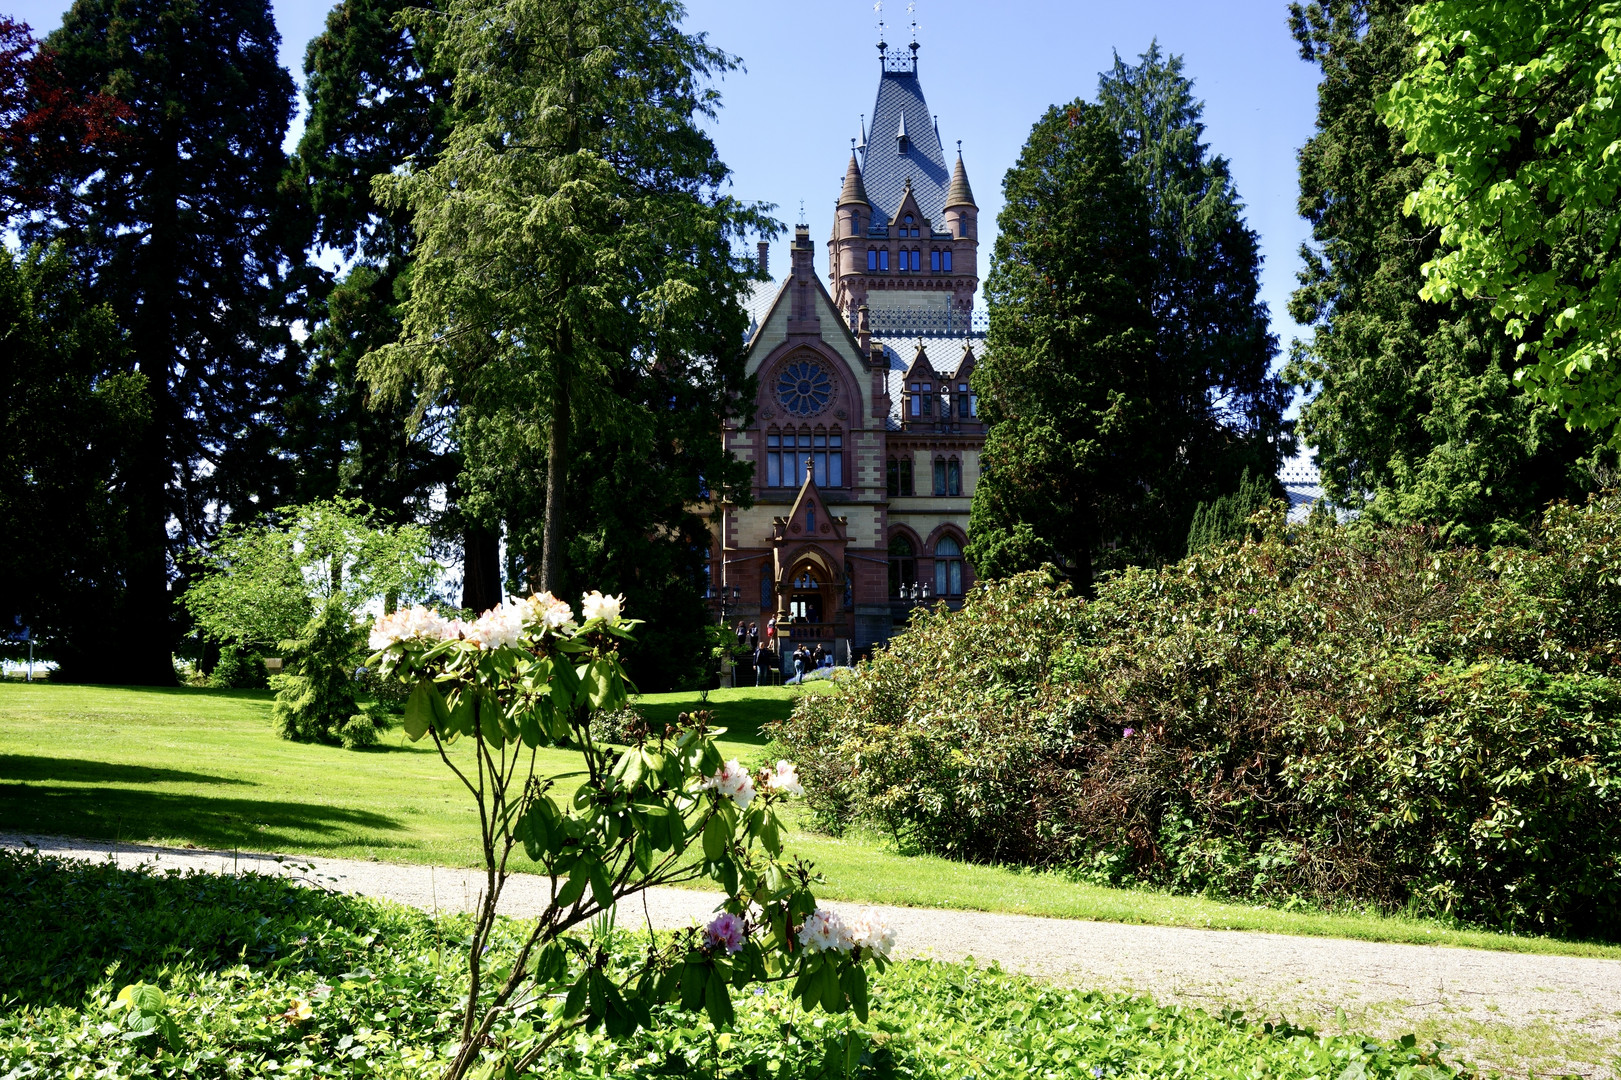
[775,496,1621,937]
[369,591,893,1080]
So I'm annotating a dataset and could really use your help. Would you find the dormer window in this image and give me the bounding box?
[903,215,919,238]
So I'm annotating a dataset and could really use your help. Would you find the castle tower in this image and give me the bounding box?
[828,33,979,338]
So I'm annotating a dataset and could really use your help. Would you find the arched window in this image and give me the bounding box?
[948,457,962,496]
[930,249,941,272]
[886,456,914,497]
[933,456,947,495]
[867,248,877,271]
[879,249,889,271]
[888,537,917,598]
[942,249,953,271]
[903,214,916,238]
[934,536,964,596]
[850,211,860,235]
[912,249,922,271]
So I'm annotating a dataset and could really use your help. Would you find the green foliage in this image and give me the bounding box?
[207,645,268,690]
[1096,45,1290,558]
[0,850,1468,1080]
[1383,0,1621,441]
[1186,469,1275,555]
[28,0,304,683]
[0,244,145,676]
[270,598,365,747]
[1285,0,1605,543]
[777,498,1621,937]
[968,101,1155,591]
[364,0,770,606]
[183,497,437,653]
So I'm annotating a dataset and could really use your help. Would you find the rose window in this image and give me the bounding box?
[776,361,832,417]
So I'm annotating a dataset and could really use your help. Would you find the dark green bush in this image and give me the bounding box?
[207,644,268,689]
[773,496,1621,936]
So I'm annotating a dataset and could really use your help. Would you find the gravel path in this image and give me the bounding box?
[8,833,1618,1077]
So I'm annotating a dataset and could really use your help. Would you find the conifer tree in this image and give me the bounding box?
[364,0,771,615]
[23,0,304,682]
[1097,44,1290,558]
[1285,0,1605,544]
[967,101,1155,594]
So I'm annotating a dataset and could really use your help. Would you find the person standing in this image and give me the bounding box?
[747,622,759,651]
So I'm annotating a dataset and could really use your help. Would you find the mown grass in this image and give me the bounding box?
[1,681,1617,962]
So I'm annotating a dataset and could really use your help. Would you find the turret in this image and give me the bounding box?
[837,150,870,238]
[944,146,977,240]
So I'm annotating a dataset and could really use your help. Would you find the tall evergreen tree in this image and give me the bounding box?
[284,0,454,535]
[967,101,1156,594]
[1285,0,1605,544]
[364,0,770,628]
[23,0,304,682]
[1096,45,1289,559]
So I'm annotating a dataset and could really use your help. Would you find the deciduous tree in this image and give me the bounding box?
[1285,0,1604,544]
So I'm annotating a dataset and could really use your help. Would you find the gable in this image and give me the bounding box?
[743,275,874,424]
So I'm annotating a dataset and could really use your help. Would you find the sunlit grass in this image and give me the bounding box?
[1,681,1616,961]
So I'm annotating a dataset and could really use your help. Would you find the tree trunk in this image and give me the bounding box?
[461,525,502,612]
[538,364,570,595]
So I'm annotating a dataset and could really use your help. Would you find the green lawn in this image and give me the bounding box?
[1,681,1616,961]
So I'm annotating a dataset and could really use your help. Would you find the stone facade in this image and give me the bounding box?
[705,40,986,658]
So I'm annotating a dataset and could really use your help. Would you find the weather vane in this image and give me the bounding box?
[908,0,918,45]
[874,1,886,46]
[798,198,805,223]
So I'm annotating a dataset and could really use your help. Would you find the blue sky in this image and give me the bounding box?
[9,0,1325,353]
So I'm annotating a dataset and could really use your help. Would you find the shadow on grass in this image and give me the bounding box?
[0,754,256,787]
[632,688,807,747]
[0,783,404,853]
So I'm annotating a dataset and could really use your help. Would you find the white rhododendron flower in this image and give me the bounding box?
[699,759,755,810]
[522,591,575,632]
[463,605,525,650]
[844,908,897,959]
[369,605,454,650]
[797,907,850,953]
[764,760,803,796]
[580,590,625,625]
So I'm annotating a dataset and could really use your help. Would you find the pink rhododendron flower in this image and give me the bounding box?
[764,760,803,796]
[844,908,896,959]
[699,759,755,809]
[704,911,746,954]
[798,907,850,953]
[1123,728,1135,737]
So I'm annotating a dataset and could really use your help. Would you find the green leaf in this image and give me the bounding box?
[702,813,727,862]
[588,862,614,909]
[555,865,588,909]
[448,687,474,737]
[842,962,868,1023]
[562,972,588,1019]
[679,961,705,1012]
[403,681,434,741]
[819,961,843,1012]
[761,811,781,854]
[703,967,735,1029]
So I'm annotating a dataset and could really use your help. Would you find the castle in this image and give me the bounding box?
[706,33,986,659]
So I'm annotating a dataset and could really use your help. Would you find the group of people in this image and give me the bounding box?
[730,618,838,685]
[734,618,778,686]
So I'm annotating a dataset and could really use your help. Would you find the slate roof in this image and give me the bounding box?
[1279,455,1325,524]
[878,337,978,430]
[862,65,951,229]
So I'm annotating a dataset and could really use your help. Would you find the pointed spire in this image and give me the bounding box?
[838,151,870,207]
[945,145,976,208]
[857,113,867,154]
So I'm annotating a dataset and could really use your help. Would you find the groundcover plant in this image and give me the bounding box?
[0,850,1471,1080]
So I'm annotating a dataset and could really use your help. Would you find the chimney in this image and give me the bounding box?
[787,226,818,331]
[756,240,770,279]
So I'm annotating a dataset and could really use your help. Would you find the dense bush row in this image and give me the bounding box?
[0,851,1465,1079]
[773,497,1621,937]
